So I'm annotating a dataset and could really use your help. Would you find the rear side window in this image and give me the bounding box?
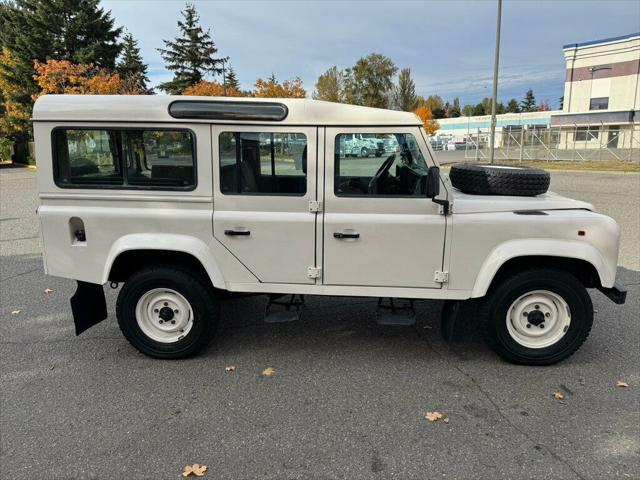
[53,128,196,189]
[219,132,307,195]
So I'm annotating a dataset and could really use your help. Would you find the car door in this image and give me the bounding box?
[322,127,446,288]
[212,125,318,284]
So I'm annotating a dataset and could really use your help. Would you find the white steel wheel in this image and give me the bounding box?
[135,288,194,343]
[506,290,571,349]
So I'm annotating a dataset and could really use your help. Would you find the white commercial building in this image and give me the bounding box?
[435,32,639,159]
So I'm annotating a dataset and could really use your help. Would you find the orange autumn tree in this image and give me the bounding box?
[33,59,140,98]
[182,80,243,97]
[414,106,440,136]
[0,48,31,137]
[253,76,306,98]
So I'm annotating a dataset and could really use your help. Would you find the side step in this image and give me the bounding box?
[264,294,305,323]
[376,298,416,326]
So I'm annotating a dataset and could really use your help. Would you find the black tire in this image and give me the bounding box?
[116,265,218,359]
[480,269,593,365]
[361,147,369,157]
[449,163,550,196]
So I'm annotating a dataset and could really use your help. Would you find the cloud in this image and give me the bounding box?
[103,0,640,108]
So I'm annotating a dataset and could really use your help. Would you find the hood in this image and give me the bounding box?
[450,190,594,214]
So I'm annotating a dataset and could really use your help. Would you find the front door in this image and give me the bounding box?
[323,127,446,288]
[212,125,317,284]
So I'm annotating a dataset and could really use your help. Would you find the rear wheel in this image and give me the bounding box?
[361,147,369,157]
[480,269,593,365]
[116,265,218,359]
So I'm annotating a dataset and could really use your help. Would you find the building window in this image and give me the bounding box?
[53,128,196,189]
[575,126,599,142]
[219,132,307,195]
[334,133,429,197]
[589,97,608,110]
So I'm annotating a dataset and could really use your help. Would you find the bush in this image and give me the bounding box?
[0,138,14,162]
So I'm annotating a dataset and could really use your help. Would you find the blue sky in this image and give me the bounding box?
[103,0,640,108]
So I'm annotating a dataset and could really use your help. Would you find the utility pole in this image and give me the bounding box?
[489,0,502,164]
[222,59,227,96]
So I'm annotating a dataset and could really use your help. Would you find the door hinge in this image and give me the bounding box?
[308,200,322,213]
[434,270,449,283]
[307,266,321,279]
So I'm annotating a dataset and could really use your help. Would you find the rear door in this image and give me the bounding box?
[212,125,318,284]
[322,127,446,288]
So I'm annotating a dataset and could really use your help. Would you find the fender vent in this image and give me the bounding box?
[513,210,548,215]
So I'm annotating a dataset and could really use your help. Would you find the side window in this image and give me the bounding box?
[53,128,196,189]
[219,132,307,195]
[335,133,429,197]
[122,130,195,187]
[53,129,122,186]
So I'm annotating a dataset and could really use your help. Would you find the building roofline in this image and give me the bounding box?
[563,32,640,50]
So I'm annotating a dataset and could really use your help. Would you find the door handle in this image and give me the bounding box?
[224,229,250,236]
[334,232,360,239]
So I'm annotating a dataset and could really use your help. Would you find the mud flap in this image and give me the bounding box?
[70,281,108,335]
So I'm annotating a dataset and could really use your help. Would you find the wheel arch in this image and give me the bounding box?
[470,239,611,298]
[103,234,225,289]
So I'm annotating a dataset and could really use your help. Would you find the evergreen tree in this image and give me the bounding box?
[158,3,227,94]
[520,89,537,112]
[451,97,461,117]
[0,0,122,137]
[393,68,417,111]
[506,98,520,113]
[224,66,240,91]
[117,31,151,94]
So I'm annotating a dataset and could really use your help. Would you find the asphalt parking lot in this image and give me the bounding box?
[1,165,638,480]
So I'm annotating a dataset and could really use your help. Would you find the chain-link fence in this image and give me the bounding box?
[461,124,640,162]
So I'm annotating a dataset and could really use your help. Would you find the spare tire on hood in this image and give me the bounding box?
[449,163,550,196]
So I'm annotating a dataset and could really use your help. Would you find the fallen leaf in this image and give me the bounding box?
[11,310,21,315]
[182,464,207,477]
[552,391,564,400]
[44,288,53,294]
[616,381,629,388]
[225,365,236,373]
[443,416,450,424]
[261,367,276,378]
[425,411,444,422]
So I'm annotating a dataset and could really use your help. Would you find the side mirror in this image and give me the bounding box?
[426,166,440,198]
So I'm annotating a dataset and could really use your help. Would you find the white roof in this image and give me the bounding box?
[32,95,421,126]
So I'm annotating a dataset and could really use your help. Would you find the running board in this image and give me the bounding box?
[376,298,416,326]
[264,294,305,323]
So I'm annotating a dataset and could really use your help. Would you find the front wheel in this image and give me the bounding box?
[480,269,593,365]
[116,265,218,359]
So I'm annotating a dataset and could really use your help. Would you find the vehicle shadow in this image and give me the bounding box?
[212,265,637,362]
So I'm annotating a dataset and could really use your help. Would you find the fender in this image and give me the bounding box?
[470,238,614,298]
[102,233,226,288]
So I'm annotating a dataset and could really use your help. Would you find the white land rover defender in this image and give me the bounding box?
[32,95,626,365]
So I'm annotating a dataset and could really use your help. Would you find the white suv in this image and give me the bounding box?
[32,95,626,364]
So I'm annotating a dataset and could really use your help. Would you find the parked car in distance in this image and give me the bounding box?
[32,95,626,365]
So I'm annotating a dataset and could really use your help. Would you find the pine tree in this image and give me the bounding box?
[506,98,520,113]
[157,3,227,94]
[394,68,417,111]
[0,0,122,137]
[117,32,151,94]
[520,89,537,112]
[224,66,240,91]
[451,97,461,117]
